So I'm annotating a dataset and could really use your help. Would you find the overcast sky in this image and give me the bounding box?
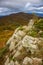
[0,0,43,16]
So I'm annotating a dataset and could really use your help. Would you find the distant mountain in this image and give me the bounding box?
[0,12,42,24]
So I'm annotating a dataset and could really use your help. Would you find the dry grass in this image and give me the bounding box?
[0,21,27,49]
[0,30,14,48]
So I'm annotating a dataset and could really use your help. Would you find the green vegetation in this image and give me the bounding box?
[28,30,38,37]
[18,25,24,30]
[39,32,43,37]
[34,19,43,30]
[0,44,9,58]
[27,19,43,38]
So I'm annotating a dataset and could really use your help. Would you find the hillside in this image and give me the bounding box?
[0,12,43,48]
[0,18,43,65]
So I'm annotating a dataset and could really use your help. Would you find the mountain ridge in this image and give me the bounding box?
[0,12,43,49]
[0,12,43,24]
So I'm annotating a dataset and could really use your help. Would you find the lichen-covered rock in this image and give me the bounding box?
[4,19,43,65]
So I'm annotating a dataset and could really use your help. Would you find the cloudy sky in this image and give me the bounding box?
[0,0,43,16]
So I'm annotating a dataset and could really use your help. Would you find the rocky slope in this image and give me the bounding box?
[4,19,43,65]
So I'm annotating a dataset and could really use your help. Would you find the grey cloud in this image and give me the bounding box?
[0,0,43,16]
[0,0,42,7]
